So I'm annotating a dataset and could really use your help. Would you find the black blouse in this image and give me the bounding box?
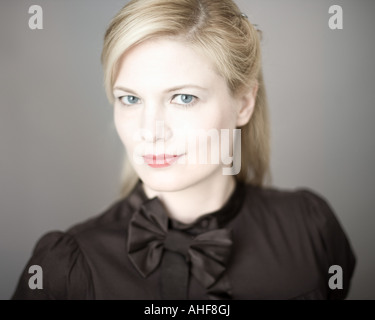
[11,180,356,300]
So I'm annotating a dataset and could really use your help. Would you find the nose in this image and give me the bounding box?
[140,104,172,143]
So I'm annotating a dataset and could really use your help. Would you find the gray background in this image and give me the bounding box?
[0,0,374,299]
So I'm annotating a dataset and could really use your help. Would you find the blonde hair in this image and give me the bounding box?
[101,0,270,197]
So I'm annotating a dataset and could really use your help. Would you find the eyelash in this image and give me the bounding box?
[116,94,198,108]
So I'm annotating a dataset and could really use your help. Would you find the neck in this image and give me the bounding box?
[142,174,236,224]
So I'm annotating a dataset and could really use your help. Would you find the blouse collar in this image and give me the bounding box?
[127,178,246,232]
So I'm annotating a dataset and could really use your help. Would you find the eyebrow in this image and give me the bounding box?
[113,84,208,95]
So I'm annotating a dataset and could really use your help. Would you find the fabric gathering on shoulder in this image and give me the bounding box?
[11,231,95,300]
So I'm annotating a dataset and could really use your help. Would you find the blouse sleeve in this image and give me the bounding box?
[299,189,357,300]
[11,231,94,300]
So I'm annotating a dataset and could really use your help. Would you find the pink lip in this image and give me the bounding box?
[143,154,182,168]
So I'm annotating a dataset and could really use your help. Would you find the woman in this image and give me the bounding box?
[11,0,356,300]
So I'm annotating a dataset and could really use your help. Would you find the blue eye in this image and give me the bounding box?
[179,94,193,104]
[119,95,140,105]
[172,94,197,106]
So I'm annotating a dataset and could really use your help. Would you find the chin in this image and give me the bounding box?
[141,175,192,193]
[137,169,204,193]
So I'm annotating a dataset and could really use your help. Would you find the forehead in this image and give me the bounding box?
[114,37,222,91]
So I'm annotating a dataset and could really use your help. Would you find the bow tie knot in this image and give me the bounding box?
[164,230,192,260]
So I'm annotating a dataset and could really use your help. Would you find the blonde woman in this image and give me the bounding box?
[12,0,355,300]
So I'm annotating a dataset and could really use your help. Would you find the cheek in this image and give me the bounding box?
[188,107,236,131]
[114,111,136,150]
[180,108,237,162]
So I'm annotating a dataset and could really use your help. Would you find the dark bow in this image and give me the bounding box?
[127,197,233,299]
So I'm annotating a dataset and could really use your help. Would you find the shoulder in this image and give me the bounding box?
[243,183,337,230]
[12,193,139,300]
[241,184,356,299]
[66,195,136,237]
[241,183,356,265]
[12,231,93,299]
[242,184,353,250]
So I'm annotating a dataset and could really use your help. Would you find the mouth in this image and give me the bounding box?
[142,154,183,168]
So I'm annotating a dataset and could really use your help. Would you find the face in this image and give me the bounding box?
[113,37,255,192]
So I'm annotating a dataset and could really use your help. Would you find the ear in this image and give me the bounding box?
[236,83,258,127]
